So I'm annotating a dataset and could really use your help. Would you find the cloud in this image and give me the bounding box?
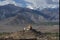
[25,0,59,9]
[0,0,59,9]
[0,0,27,7]
[52,0,59,2]
[0,0,17,6]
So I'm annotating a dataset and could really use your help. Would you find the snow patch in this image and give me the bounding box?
[27,5,34,9]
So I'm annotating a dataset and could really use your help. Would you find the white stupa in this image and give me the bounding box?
[24,25,32,31]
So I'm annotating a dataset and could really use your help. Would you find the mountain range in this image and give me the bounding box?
[0,4,59,26]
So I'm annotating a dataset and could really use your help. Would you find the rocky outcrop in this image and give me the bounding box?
[0,25,59,40]
[0,25,42,40]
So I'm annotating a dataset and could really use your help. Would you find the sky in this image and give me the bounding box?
[0,0,59,9]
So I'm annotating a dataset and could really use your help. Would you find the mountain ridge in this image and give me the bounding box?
[0,4,59,26]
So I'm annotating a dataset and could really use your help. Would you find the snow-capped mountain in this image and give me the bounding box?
[0,4,59,24]
[0,0,59,10]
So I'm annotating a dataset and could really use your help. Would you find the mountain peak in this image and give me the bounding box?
[0,4,59,26]
[0,4,16,7]
[6,4,15,6]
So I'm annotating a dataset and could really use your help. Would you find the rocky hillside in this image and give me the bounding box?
[0,4,59,26]
[40,8,59,22]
